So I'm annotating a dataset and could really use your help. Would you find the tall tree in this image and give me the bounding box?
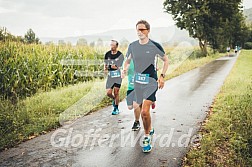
[163,0,246,55]
[89,41,95,47]
[120,38,129,49]
[24,28,40,44]
[96,38,103,47]
[76,38,88,46]
[0,27,17,42]
[58,40,66,46]
[229,11,250,48]
[0,27,7,41]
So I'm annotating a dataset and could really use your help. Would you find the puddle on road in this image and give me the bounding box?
[190,60,229,91]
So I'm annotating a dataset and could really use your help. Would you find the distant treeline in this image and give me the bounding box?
[0,27,40,44]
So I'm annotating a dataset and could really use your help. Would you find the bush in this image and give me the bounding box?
[0,100,29,150]
[244,42,252,49]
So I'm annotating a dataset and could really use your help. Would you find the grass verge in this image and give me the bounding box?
[183,50,252,166]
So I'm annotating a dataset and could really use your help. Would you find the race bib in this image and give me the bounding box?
[135,73,149,84]
[109,70,121,78]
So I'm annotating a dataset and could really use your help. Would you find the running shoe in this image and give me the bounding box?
[149,128,155,136]
[111,108,120,115]
[142,136,152,153]
[132,121,140,131]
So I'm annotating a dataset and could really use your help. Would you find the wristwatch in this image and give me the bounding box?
[160,73,165,78]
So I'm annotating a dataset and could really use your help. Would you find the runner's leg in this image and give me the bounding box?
[106,88,114,99]
[133,102,141,122]
[113,87,120,106]
[141,100,152,135]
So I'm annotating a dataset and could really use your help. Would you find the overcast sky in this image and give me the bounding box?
[0,0,252,38]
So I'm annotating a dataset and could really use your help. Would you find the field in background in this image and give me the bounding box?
[0,42,105,101]
[0,42,223,150]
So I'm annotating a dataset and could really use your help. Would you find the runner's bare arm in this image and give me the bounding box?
[160,55,169,76]
[122,54,131,78]
[104,63,108,75]
[158,55,169,89]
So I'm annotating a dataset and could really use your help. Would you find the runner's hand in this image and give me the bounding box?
[104,69,108,76]
[121,72,125,79]
[121,70,126,79]
[111,65,117,69]
[158,77,164,89]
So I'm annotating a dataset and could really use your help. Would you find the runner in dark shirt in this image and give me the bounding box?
[104,40,124,115]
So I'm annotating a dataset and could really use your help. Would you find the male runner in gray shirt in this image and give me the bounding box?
[123,20,169,152]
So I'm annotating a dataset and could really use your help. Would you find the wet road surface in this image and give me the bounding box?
[0,54,238,167]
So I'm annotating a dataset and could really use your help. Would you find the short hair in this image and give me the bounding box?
[136,20,150,30]
[111,40,119,46]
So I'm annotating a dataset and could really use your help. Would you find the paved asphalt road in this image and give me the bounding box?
[0,54,238,167]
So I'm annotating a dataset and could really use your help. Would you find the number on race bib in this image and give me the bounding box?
[135,73,149,84]
[110,70,121,78]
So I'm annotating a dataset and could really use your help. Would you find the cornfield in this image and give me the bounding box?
[0,42,105,101]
